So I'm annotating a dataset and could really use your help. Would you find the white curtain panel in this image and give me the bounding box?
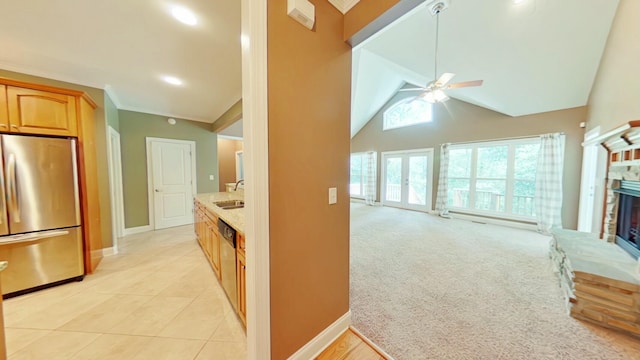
[364,151,376,206]
[535,133,565,235]
[435,143,450,217]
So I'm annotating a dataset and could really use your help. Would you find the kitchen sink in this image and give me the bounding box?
[214,200,245,210]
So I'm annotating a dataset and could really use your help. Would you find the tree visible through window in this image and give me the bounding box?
[447,138,540,219]
[383,98,433,130]
[350,153,364,197]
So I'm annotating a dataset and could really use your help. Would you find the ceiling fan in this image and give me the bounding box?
[399,0,483,103]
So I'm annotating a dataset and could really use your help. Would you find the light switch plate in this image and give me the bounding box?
[328,187,337,205]
[209,175,214,180]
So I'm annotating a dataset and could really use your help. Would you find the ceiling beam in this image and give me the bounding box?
[211,99,243,133]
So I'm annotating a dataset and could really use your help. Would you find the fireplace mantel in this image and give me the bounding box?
[586,120,640,165]
[593,121,640,258]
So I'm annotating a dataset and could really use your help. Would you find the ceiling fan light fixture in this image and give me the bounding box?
[433,89,449,102]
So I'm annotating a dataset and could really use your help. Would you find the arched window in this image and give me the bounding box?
[383,98,433,130]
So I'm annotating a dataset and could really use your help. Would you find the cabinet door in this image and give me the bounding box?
[236,251,246,326]
[237,232,245,254]
[7,86,78,136]
[0,86,8,131]
[206,217,221,279]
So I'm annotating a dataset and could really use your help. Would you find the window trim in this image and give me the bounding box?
[447,137,540,222]
[382,98,433,131]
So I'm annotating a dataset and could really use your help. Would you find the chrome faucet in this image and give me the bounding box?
[234,179,244,191]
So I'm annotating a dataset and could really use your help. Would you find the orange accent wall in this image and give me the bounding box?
[218,138,243,192]
[267,0,352,358]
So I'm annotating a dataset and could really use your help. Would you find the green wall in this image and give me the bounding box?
[105,93,120,131]
[0,69,114,248]
[119,110,218,228]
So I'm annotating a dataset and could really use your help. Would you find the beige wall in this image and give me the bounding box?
[0,69,114,248]
[586,0,640,133]
[217,138,243,191]
[118,110,218,228]
[351,94,586,229]
[267,0,351,358]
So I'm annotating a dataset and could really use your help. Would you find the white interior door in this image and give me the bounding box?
[148,138,196,229]
[382,149,433,212]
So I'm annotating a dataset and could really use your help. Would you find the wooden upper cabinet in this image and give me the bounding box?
[6,86,78,136]
[0,86,8,130]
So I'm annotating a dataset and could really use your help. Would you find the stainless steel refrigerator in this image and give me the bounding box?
[0,134,84,297]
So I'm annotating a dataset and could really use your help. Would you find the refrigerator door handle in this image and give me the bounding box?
[0,229,70,245]
[6,153,21,223]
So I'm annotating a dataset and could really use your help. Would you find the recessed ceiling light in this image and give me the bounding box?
[162,75,183,86]
[512,0,526,4]
[171,6,197,26]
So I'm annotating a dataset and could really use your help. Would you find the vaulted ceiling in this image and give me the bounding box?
[351,0,620,137]
[0,1,620,133]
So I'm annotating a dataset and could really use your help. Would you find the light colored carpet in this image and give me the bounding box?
[349,203,640,360]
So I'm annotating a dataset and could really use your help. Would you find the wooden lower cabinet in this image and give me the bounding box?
[236,243,247,326]
[194,200,221,280]
[194,199,246,328]
[205,211,221,279]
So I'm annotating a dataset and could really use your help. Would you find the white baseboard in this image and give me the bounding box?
[287,310,352,360]
[123,225,152,236]
[350,198,382,206]
[450,213,538,231]
[102,246,118,256]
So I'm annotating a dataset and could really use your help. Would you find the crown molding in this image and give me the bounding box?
[327,0,360,14]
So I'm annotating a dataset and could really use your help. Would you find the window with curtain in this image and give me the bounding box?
[447,138,540,220]
[383,98,433,131]
[350,152,377,200]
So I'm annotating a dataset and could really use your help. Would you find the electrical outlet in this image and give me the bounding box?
[329,187,337,205]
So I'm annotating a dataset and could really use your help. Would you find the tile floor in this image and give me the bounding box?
[3,225,247,359]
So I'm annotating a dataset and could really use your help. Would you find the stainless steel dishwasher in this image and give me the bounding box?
[218,218,237,311]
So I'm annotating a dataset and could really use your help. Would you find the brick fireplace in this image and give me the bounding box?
[548,121,640,339]
[600,121,640,259]
[603,167,640,259]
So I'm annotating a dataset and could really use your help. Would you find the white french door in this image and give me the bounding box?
[146,138,197,230]
[381,149,434,212]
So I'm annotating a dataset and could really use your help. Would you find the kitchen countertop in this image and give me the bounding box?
[194,192,245,232]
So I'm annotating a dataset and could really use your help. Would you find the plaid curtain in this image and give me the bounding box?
[364,151,376,206]
[535,133,565,234]
[435,143,450,217]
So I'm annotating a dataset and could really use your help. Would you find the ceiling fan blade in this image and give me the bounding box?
[398,88,427,92]
[434,73,455,87]
[447,80,483,89]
